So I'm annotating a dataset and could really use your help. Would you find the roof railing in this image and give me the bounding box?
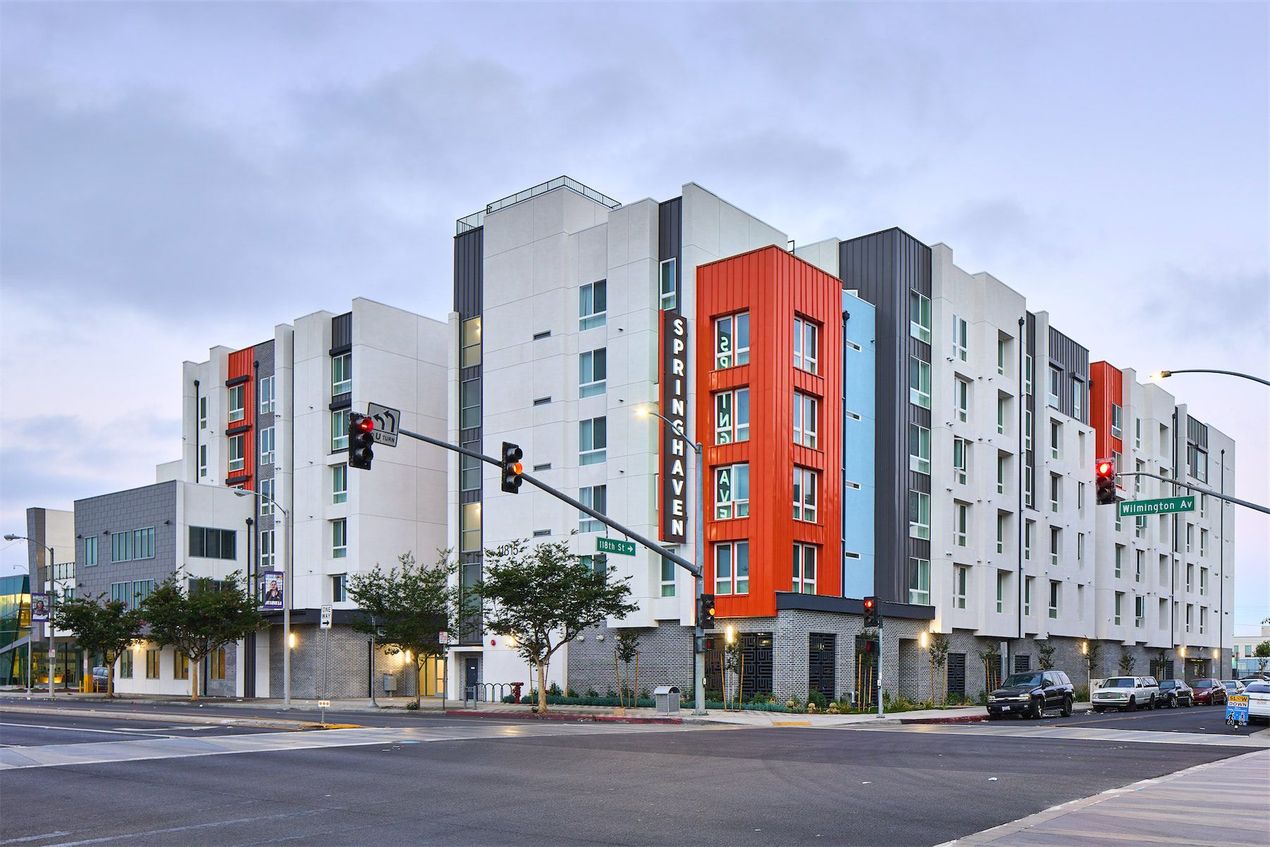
[456,176,620,234]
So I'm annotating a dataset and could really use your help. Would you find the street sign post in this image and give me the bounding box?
[366,402,401,447]
[1118,496,1196,517]
[596,537,636,557]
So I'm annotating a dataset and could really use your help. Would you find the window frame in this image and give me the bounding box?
[332,463,348,504]
[460,503,481,553]
[331,518,348,559]
[908,557,930,605]
[909,291,931,343]
[714,540,750,596]
[793,467,818,523]
[793,316,819,374]
[952,315,968,362]
[580,280,607,330]
[461,317,482,368]
[909,490,930,539]
[714,312,751,369]
[578,485,607,533]
[579,416,608,465]
[955,502,969,548]
[459,379,480,430]
[227,385,245,423]
[714,387,750,445]
[954,565,968,609]
[909,423,931,474]
[792,543,818,594]
[953,437,968,485]
[909,357,931,408]
[955,376,970,422]
[659,258,677,311]
[331,352,352,396]
[259,426,275,466]
[579,348,607,398]
[259,375,275,414]
[714,463,750,520]
[793,391,818,449]
[331,408,349,452]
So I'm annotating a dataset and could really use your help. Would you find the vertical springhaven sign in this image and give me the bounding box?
[660,311,689,544]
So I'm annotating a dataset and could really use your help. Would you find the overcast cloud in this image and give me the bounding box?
[1,1,1265,628]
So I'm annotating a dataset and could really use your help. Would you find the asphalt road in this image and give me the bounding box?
[0,709,1247,847]
[1033,700,1262,736]
[0,711,275,747]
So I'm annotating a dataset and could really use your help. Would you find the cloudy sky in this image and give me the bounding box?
[1,2,1266,629]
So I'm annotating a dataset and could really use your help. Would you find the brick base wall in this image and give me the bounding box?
[267,624,433,699]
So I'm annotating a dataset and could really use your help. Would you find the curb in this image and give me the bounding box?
[0,703,342,732]
[444,709,682,725]
[898,714,987,725]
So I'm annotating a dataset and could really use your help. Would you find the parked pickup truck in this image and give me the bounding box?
[1091,676,1159,712]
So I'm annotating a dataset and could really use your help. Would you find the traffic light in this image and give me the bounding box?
[348,413,375,470]
[501,442,524,493]
[698,593,716,630]
[863,596,881,628]
[1096,459,1118,505]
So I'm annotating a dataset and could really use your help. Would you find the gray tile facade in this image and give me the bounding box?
[74,481,179,603]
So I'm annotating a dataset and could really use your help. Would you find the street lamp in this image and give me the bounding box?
[234,489,293,708]
[636,404,707,716]
[1150,369,1270,388]
[5,533,57,700]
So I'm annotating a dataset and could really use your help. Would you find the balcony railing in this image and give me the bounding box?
[456,176,620,234]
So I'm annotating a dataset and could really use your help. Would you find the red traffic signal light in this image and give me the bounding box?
[863,597,875,612]
[863,595,881,627]
[349,412,375,470]
[1096,460,1113,479]
[356,416,375,434]
[1095,459,1118,505]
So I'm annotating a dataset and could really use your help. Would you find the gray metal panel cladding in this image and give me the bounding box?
[331,312,352,352]
[659,197,682,305]
[838,228,932,605]
[1047,326,1090,424]
[453,227,483,318]
[1026,312,1037,503]
[1187,415,1208,448]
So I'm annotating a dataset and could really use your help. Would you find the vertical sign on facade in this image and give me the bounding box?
[660,312,689,544]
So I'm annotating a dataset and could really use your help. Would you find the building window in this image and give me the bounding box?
[461,317,482,368]
[909,491,930,539]
[174,652,190,681]
[580,280,606,330]
[1072,379,1084,419]
[1049,420,1062,460]
[1078,482,1085,510]
[111,528,156,563]
[714,388,750,444]
[660,558,676,597]
[1111,404,1123,439]
[1135,550,1144,583]
[1200,529,1208,559]
[1024,577,1034,616]
[1024,408,1033,454]
[146,648,160,679]
[228,385,245,423]
[1047,366,1062,409]
[952,315,968,362]
[954,377,970,423]
[997,337,1009,376]
[909,357,931,408]
[118,649,133,679]
[953,437,968,485]
[199,396,208,429]
[258,478,274,516]
[714,312,750,369]
[714,541,750,596]
[793,467,817,522]
[1050,526,1061,566]
[189,527,237,560]
[459,379,480,430]
[1077,532,1085,564]
[996,454,1007,495]
[1185,604,1193,633]
[908,558,930,605]
[199,444,208,478]
[210,647,227,681]
[331,408,349,452]
[1134,417,1142,450]
[459,454,480,493]
[909,424,930,474]
[997,396,1007,436]
[909,291,931,343]
[714,463,750,519]
[259,426,275,466]
[793,317,818,374]
[260,529,275,568]
[1199,607,1207,635]
[331,518,347,559]
[1049,473,1061,513]
[259,376,275,414]
[955,502,969,547]
[792,543,818,594]
[84,536,97,567]
[331,352,352,396]
[954,566,968,609]
[228,434,245,473]
[996,512,1007,554]
[1187,444,1208,482]
[793,392,818,448]
[659,258,677,311]
[1024,520,1034,560]
[1114,591,1123,626]
[996,571,1007,613]
[110,580,154,611]
[322,464,345,506]
[579,416,607,465]
[1186,563,1194,593]
[460,503,480,553]
[1114,544,1124,578]
[1186,523,1194,554]
[332,573,347,603]
[580,554,608,580]
[579,485,607,533]
[1048,580,1060,619]
[579,348,607,398]
[1024,354,1033,395]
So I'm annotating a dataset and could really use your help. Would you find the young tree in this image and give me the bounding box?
[1118,650,1137,675]
[1037,640,1056,671]
[1254,640,1270,674]
[142,572,264,700]
[481,538,637,714]
[977,641,1002,693]
[927,632,950,704]
[347,551,456,708]
[614,629,641,709]
[53,595,145,697]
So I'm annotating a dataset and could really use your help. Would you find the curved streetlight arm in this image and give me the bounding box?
[1156,369,1270,388]
[641,408,701,453]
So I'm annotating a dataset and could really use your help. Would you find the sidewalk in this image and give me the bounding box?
[941,748,1270,846]
[444,700,1014,726]
[0,690,443,712]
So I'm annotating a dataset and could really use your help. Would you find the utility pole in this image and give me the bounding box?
[5,534,56,700]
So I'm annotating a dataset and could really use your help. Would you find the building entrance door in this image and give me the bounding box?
[464,657,480,700]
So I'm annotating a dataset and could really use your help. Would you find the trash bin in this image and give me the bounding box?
[654,685,680,715]
[383,674,398,694]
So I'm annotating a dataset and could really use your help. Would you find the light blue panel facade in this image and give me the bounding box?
[841,292,876,599]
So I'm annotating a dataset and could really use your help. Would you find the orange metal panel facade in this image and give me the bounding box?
[1089,361,1123,462]
[696,246,844,618]
[227,346,256,487]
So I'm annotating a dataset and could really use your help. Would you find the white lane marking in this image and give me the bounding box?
[0,722,167,738]
[0,834,72,845]
[40,809,331,847]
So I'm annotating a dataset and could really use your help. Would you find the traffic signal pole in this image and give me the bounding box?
[1114,471,1269,516]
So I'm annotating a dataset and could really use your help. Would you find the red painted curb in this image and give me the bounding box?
[897,714,987,725]
[444,709,682,725]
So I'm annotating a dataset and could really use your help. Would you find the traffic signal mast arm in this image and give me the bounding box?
[1114,470,1269,516]
[398,427,703,578]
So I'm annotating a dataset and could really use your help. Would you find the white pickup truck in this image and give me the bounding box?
[1091,676,1160,712]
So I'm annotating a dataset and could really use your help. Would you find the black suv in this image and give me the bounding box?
[1158,679,1194,708]
[986,671,1074,719]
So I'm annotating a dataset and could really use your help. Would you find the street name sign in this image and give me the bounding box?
[367,402,401,447]
[596,537,636,557]
[1118,496,1196,517]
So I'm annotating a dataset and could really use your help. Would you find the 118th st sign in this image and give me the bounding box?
[1118,496,1196,517]
[596,537,636,557]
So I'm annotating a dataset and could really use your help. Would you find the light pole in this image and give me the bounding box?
[637,405,707,716]
[234,489,293,708]
[1151,369,1270,388]
[5,533,57,700]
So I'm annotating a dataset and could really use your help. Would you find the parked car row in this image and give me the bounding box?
[986,671,1074,719]
[1244,681,1270,724]
[984,671,1249,718]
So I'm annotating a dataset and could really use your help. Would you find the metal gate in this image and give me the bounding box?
[1014,654,1031,673]
[947,653,967,700]
[706,631,773,701]
[808,633,836,701]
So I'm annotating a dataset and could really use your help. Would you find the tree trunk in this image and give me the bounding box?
[415,659,423,709]
[634,652,640,708]
[107,654,115,698]
[536,661,548,714]
[190,658,200,701]
[614,651,622,709]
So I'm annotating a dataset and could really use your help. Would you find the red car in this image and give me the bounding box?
[1189,678,1228,705]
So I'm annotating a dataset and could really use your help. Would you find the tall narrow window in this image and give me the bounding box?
[793,467,817,522]
[1072,379,1084,419]
[460,503,480,552]
[714,541,750,596]
[1114,591,1123,626]
[909,291,931,343]
[461,317,482,368]
[579,348,607,398]
[953,437,968,485]
[659,259,677,311]
[955,377,970,422]
[793,317,818,374]
[259,376,275,414]
[1133,595,1144,629]
[1047,365,1062,409]
[1050,420,1062,460]
[909,491,930,539]
[199,396,208,429]
[909,424,930,474]
[332,463,348,504]
[228,434,245,473]
[954,566,968,609]
[259,426,275,466]
[579,485,607,532]
[714,464,750,519]
[714,312,750,369]
[1135,550,1144,583]
[459,453,480,492]
[460,379,480,429]
[260,529,275,568]
[792,544,818,594]
[331,518,347,559]
[1024,520,1034,560]
[1111,404,1123,439]
[228,385,245,423]
[952,315,968,361]
[714,388,750,444]
[84,536,98,567]
[997,396,1007,435]
[332,574,347,603]
[1025,577,1034,616]
[580,280,607,330]
[1115,544,1124,578]
[996,512,1006,554]
[1077,532,1085,564]
[331,408,349,451]
[199,445,208,479]
[660,558,677,597]
[1048,580,1060,619]
[793,392,818,448]
[997,337,1008,376]
[955,502,969,547]
[1050,526,1061,566]
[579,416,607,465]
[1049,473,1061,513]
[908,558,930,605]
[332,352,352,396]
[909,357,931,408]
[260,478,274,515]
[996,571,1007,613]
[996,454,1006,495]
[1024,354,1033,395]
[1134,417,1142,450]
